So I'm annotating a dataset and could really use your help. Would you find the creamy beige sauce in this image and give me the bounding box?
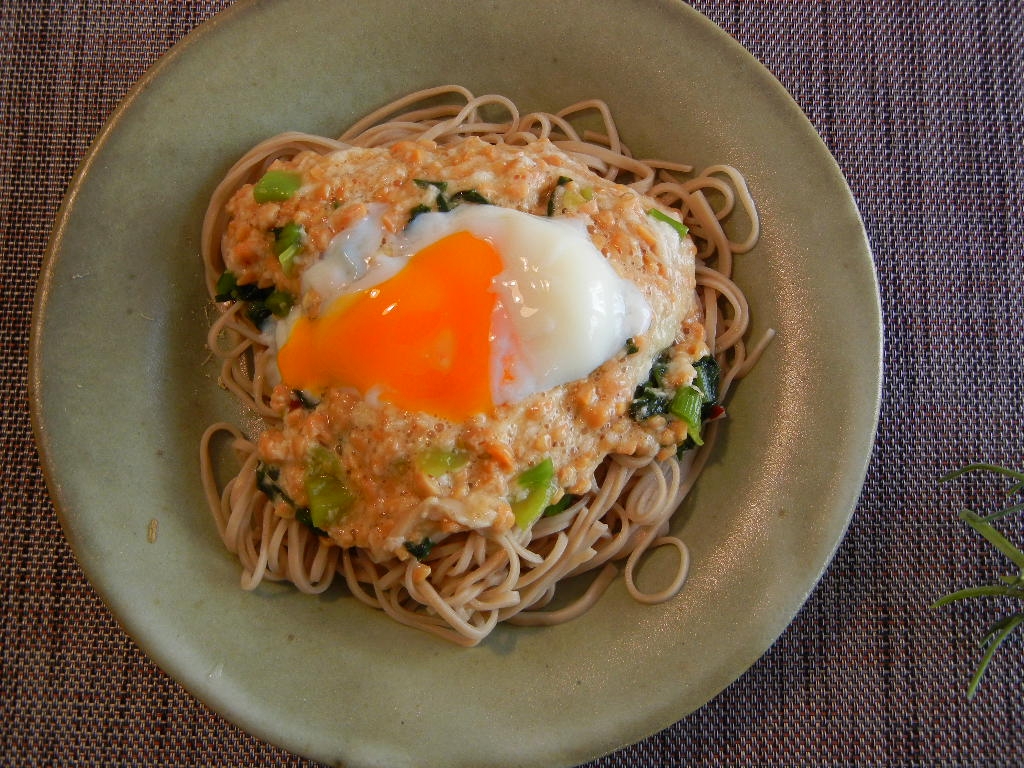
[221,138,704,559]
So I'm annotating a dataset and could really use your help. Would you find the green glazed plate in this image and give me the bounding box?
[30,1,881,765]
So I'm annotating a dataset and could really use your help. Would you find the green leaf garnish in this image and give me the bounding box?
[933,464,1024,698]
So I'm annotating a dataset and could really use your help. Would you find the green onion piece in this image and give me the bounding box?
[253,170,302,203]
[404,538,435,560]
[416,447,470,477]
[647,208,689,238]
[273,222,304,276]
[307,446,340,475]
[670,385,705,446]
[511,458,557,530]
[214,271,238,301]
[561,188,587,209]
[301,444,354,528]
[517,458,554,489]
[274,222,303,251]
[305,473,354,530]
[546,176,572,217]
[625,337,640,355]
[277,244,299,275]
[264,290,293,318]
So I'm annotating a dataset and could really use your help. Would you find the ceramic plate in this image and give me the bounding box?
[30,1,881,765]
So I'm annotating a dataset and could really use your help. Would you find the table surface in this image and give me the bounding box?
[4,1,1023,765]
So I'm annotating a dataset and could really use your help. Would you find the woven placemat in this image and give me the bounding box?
[3,1,1023,765]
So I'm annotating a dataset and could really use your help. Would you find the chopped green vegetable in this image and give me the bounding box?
[264,290,293,318]
[307,445,340,476]
[295,507,327,537]
[305,474,354,529]
[625,337,640,355]
[542,493,578,518]
[630,353,721,451]
[629,387,671,421]
[692,355,720,408]
[650,353,670,388]
[933,463,1024,698]
[214,271,238,302]
[677,355,721,447]
[257,463,326,535]
[256,462,295,506]
[276,246,299,276]
[511,458,557,530]
[560,187,588,210]
[450,189,491,205]
[629,351,672,421]
[647,208,689,239]
[213,270,279,325]
[273,222,304,276]
[413,179,448,193]
[408,181,490,217]
[416,447,469,477]
[414,179,450,211]
[670,386,705,446]
[546,176,572,216]
[407,203,432,226]
[404,538,435,560]
[304,446,354,529]
[253,170,302,203]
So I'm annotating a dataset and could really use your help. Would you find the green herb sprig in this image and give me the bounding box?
[933,463,1024,698]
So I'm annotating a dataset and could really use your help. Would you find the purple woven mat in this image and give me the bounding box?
[3,1,1023,765]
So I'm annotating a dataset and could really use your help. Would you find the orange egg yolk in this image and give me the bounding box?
[278,231,503,421]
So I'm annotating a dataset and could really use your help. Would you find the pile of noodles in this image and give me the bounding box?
[199,86,770,646]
